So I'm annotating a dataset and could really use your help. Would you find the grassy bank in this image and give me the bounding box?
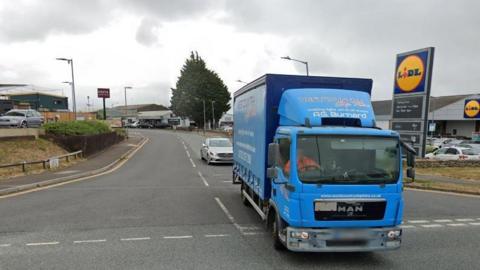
[416,167,480,181]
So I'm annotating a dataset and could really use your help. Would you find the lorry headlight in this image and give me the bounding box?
[291,231,310,240]
[387,230,401,239]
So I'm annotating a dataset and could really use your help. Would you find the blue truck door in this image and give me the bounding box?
[271,135,293,221]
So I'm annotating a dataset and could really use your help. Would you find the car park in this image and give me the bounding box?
[0,109,44,128]
[200,137,233,165]
[425,146,480,160]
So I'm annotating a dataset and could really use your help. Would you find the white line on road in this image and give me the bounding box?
[469,222,480,226]
[455,218,475,222]
[421,224,444,228]
[242,232,264,236]
[408,220,430,224]
[434,219,453,223]
[446,223,467,227]
[163,235,193,239]
[214,197,243,231]
[26,242,59,246]
[73,239,107,244]
[399,225,416,229]
[120,237,151,241]
[198,171,209,187]
[205,234,230,238]
[0,244,11,247]
[186,150,191,158]
[189,158,196,168]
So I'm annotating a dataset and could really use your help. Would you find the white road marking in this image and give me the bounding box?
[189,158,196,168]
[434,219,452,223]
[243,232,264,236]
[399,225,416,229]
[455,218,475,222]
[163,235,193,239]
[469,222,480,226]
[205,234,229,238]
[214,197,243,231]
[446,223,467,227]
[408,220,429,224]
[0,244,11,247]
[421,224,443,228]
[198,171,209,187]
[186,150,191,158]
[120,237,151,241]
[73,239,107,244]
[26,242,59,246]
[238,226,262,231]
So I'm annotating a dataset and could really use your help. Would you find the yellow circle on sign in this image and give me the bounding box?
[464,100,480,118]
[396,55,425,92]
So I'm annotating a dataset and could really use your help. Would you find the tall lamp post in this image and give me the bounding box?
[124,86,132,138]
[56,57,77,119]
[281,56,309,76]
[211,100,215,130]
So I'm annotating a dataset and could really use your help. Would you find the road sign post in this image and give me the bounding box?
[390,47,435,157]
[97,88,110,120]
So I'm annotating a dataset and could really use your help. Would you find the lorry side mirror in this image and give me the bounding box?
[267,167,277,179]
[268,143,279,167]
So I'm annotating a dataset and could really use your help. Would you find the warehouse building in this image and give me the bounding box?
[373,94,480,138]
[7,92,68,111]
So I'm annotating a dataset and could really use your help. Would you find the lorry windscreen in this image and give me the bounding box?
[296,135,400,184]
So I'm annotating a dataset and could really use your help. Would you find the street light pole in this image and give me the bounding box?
[211,100,215,130]
[56,57,77,119]
[202,99,206,135]
[281,56,309,76]
[124,86,132,138]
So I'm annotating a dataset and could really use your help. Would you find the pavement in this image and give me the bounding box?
[0,129,479,269]
[0,134,143,191]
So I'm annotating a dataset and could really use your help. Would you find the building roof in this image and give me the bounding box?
[114,104,168,111]
[372,94,475,116]
[6,92,67,98]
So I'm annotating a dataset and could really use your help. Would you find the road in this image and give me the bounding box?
[1,129,479,270]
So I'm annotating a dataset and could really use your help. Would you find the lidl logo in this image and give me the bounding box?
[464,99,480,118]
[396,55,425,92]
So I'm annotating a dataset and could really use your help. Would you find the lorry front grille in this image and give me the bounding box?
[314,200,386,221]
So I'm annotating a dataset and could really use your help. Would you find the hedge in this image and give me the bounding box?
[43,121,111,136]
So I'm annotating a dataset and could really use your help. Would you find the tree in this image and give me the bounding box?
[170,52,231,128]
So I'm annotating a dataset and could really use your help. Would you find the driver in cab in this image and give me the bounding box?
[284,149,321,175]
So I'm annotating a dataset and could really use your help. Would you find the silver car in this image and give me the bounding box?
[0,109,44,128]
[200,138,233,165]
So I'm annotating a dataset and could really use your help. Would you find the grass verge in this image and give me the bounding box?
[404,178,480,195]
[416,167,480,181]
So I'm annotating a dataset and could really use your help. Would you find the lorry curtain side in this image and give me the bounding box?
[234,74,373,200]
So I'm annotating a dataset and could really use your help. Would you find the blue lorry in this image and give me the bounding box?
[233,74,416,252]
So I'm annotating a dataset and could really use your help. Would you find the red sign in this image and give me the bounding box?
[97,88,110,98]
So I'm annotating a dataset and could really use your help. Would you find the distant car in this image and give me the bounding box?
[200,137,233,165]
[125,121,139,128]
[0,109,43,128]
[138,122,153,129]
[458,141,480,150]
[425,147,480,161]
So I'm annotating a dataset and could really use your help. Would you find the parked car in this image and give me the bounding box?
[425,147,480,161]
[458,141,480,150]
[0,109,44,128]
[200,137,233,165]
[138,121,153,129]
[125,121,139,128]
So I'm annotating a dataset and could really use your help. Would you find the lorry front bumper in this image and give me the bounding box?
[286,226,401,252]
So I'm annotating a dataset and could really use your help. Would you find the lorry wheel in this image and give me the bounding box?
[272,213,286,250]
[240,183,251,207]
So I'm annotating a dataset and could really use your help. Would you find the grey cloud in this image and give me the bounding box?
[224,0,480,98]
[0,0,114,42]
[135,17,161,46]
[119,0,221,20]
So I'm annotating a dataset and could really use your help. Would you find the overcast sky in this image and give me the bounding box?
[0,0,479,111]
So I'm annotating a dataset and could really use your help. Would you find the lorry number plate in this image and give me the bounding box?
[315,202,337,211]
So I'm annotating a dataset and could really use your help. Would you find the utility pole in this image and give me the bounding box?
[211,100,215,130]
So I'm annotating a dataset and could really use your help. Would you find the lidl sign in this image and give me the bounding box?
[394,50,431,94]
[464,99,480,119]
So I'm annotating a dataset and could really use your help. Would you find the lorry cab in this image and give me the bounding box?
[233,74,415,252]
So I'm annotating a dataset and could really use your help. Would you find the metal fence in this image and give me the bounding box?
[0,150,83,172]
